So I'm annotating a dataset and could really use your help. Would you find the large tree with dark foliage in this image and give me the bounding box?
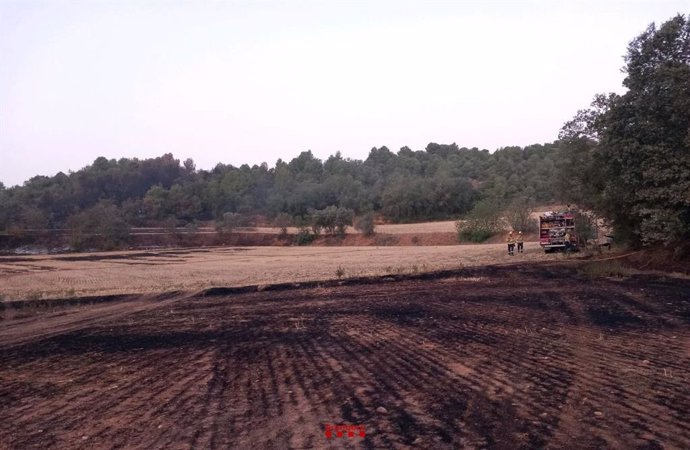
[560,14,690,248]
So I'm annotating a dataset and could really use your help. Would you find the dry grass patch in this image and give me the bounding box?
[0,243,563,300]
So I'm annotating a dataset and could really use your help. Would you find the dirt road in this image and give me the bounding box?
[1,263,689,449]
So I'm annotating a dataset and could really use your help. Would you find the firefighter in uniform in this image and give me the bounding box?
[564,231,572,253]
[507,231,515,256]
[516,231,524,253]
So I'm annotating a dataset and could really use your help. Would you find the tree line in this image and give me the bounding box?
[0,142,563,234]
[1,14,687,252]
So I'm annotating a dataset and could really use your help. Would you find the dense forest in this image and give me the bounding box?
[0,142,563,231]
[1,14,688,252]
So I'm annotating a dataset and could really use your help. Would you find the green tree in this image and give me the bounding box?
[354,212,376,236]
[143,185,171,221]
[310,206,353,236]
[274,212,293,238]
[560,15,690,247]
[67,201,130,250]
[215,212,243,234]
[504,198,537,233]
[456,199,504,242]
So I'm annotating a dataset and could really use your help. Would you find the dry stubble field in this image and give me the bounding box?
[0,242,558,300]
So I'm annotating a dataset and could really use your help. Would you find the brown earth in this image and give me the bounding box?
[1,263,689,449]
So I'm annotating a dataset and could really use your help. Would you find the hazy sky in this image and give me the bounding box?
[1,1,687,187]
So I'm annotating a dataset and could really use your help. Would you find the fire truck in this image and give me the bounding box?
[539,211,578,252]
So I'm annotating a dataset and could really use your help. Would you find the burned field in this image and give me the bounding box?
[1,264,690,449]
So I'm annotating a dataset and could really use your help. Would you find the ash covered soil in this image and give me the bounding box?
[1,263,690,449]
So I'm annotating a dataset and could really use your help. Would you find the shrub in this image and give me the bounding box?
[456,199,504,243]
[294,226,315,246]
[457,227,495,243]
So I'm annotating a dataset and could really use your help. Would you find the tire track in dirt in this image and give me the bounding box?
[0,292,192,348]
[542,288,690,449]
[94,349,214,448]
[334,315,553,448]
[2,265,690,449]
[2,343,213,448]
[305,338,373,448]
[344,284,684,448]
[333,307,553,447]
[325,329,428,448]
[186,346,234,449]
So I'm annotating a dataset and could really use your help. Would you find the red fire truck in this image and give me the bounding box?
[539,211,578,252]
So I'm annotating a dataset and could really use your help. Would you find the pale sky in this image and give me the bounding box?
[0,0,687,187]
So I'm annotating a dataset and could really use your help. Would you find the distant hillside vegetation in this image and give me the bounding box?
[0,142,564,232]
